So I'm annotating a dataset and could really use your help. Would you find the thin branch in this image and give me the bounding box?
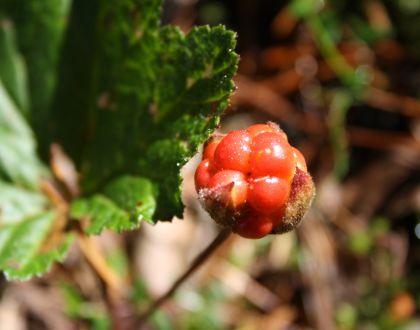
[76,232,128,301]
[47,144,131,328]
[137,227,232,325]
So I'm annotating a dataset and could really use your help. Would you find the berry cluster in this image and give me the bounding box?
[195,123,314,239]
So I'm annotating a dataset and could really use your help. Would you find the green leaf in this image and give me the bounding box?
[0,0,238,277]
[71,195,132,235]
[0,63,71,280]
[144,25,237,220]
[0,78,46,188]
[74,1,237,220]
[77,0,166,184]
[0,181,49,224]
[0,211,73,280]
[71,175,156,234]
[52,0,237,224]
[0,0,72,149]
[5,234,73,280]
[0,18,29,113]
[49,0,101,162]
[103,175,157,224]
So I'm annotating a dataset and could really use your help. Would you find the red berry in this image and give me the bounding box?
[247,123,276,138]
[270,206,286,227]
[207,170,248,210]
[195,159,213,190]
[272,168,315,234]
[292,147,307,172]
[214,130,251,172]
[203,136,222,160]
[248,176,290,215]
[249,132,296,180]
[233,213,273,239]
[247,123,288,140]
[195,123,315,239]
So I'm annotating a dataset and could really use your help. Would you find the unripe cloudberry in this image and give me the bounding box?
[195,122,315,239]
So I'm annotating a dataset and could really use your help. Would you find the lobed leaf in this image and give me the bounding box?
[71,175,157,234]
[71,196,133,235]
[0,211,73,280]
[58,1,238,223]
[142,25,237,219]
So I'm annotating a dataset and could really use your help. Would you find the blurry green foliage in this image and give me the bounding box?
[1,0,71,144]
[60,283,111,330]
[132,279,226,330]
[336,302,358,329]
[0,32,73,279]
[328,90,352,178]
[0,20,28,113]
[346,217,391,256]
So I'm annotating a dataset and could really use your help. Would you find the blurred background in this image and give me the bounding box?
[1,0,420,329]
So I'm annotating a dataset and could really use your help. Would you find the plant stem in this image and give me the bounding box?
[137,227,232,325]
[77,232,127,300]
